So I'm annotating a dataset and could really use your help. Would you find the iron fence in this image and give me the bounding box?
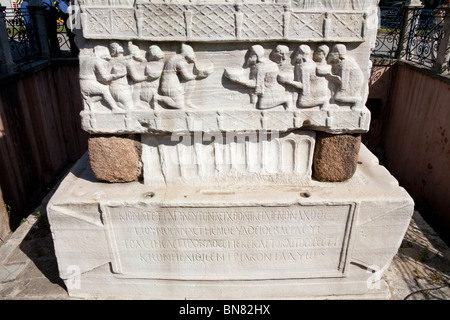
[2,7,39,64]
[373,6,404,59]
[56,19,71,54]
[405,7,447,68]
[1,4,75,70]
[373,5,449,70]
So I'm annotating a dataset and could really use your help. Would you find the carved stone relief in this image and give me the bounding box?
[158,44,213,109]
[327,44,365,109]
[76,0,378,135]
[223,43,364,111]
[79,42,367,113]
[142,130,315,186]
[79,1,374,42]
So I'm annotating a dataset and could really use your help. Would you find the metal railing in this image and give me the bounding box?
[3,7,39,64]
[373,6,404,59]
[373,4,450,73]
[0,2,76,73]
[404,7,447,68]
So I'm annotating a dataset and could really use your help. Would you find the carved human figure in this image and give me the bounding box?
[224,45,291,110]
[270,44,294,109]
[79,45,126,112]
[158,44,212,109]
[108,42,135,110]
[223,47,258,107]
[139,45,165,109]
[312,44,333,110]
[326,44,364,109]
[295,44,322,108]
[279,44,331,109]
[280,44,316,108]
[125,41,154,109]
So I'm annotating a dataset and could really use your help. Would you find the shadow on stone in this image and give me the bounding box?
[18,209,67,292]
[385,212,450,300]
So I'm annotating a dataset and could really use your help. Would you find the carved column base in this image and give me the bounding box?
[88,134,142,183]
[313,132,362,182]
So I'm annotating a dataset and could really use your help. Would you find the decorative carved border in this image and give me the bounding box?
[80,4,367,42]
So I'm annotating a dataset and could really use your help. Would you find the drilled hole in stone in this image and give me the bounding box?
[300,192,311,198]
[357,161,363,164]
[143,192,155,199]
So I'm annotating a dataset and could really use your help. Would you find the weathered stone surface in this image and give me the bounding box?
[88,135,142,183]
[313,132,362,182]
[142,130,315,187]
[75,0,379,136]
[47,145,414,299]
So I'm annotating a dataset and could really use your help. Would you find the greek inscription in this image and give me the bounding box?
[123,236,337,251]
[105,204,353,279]
[132,224,321,237]
[138,250,327,264]
[118,207,329,223]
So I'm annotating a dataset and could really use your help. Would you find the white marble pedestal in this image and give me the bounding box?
[47,145,413,299]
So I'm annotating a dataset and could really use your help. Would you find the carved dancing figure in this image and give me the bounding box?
[158,44,212,109]
[326,44,364,109]
[79,45,126,112]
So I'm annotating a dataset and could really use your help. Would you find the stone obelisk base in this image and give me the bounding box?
[47,145,413,299]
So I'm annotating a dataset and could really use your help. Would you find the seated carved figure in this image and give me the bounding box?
[327,44,364,109]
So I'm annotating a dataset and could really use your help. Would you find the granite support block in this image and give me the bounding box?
[88,134,142,183]
[313,132,362,182]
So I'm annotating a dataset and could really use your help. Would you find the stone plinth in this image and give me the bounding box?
[47,145,413,299]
